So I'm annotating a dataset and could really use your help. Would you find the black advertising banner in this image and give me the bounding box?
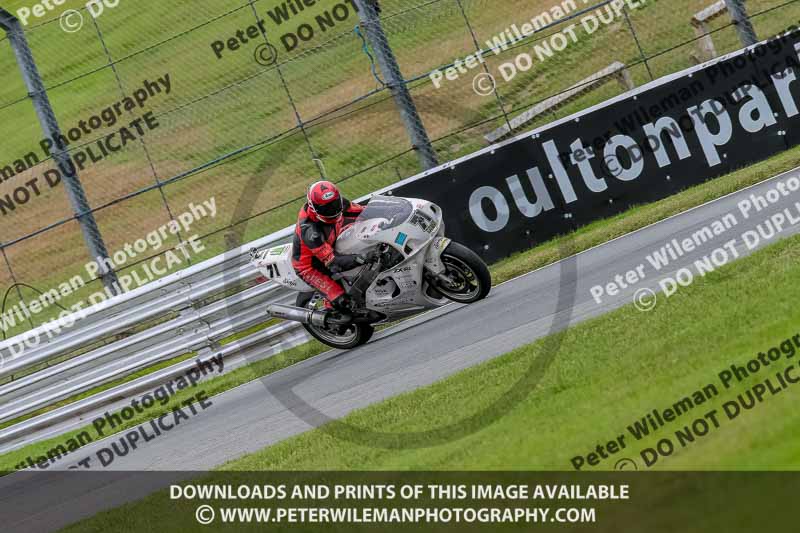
[391,29,800,263]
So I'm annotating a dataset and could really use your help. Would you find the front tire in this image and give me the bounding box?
[296,293,374,350]
[432,242,491,304]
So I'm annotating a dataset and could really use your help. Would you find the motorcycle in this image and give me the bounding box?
[250,195,491,349]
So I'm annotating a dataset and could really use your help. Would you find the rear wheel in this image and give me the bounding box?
[296,292,374,349]
[431,242,491,304]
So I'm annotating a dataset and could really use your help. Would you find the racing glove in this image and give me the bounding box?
[328,254,365,274]
[362,248,381,264]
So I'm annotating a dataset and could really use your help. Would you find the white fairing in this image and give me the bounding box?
[250,243,313,292]
[251,195,453,321]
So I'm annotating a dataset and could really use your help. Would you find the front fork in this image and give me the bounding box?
[421,237,453,298]
[424,236,451,276]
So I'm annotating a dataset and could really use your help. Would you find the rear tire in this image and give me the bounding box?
[296,293,374,349]
[432,242,491,304]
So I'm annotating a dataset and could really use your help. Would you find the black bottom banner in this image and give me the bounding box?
[4,470,799,532]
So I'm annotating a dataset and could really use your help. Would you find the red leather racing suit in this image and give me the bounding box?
[291,199,364,301]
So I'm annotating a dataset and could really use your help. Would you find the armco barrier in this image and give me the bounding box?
[0,226,303,445]
[2,28,799,450]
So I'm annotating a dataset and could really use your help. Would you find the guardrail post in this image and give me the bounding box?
[0,9,119,294]
[353,0,439,171]
[724,0,758,46]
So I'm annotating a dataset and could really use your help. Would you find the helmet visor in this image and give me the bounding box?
[314,197,343,218]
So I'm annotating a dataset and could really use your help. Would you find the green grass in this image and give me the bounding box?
[3,143,800,474]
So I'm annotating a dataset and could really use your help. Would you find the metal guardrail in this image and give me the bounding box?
[0,225,310,445]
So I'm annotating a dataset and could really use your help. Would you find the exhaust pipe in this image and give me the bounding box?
[267,304,329,327]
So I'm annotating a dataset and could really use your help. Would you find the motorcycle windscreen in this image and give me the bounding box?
[356,195,413,229]
[337,196,414,254]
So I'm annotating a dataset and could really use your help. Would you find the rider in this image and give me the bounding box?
[292,180,367,311]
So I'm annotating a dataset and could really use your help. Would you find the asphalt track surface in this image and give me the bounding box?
[5,167,800,531]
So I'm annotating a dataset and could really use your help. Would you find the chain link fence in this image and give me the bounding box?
[0,0,798,337]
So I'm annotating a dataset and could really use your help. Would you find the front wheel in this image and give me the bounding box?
[431,242,492,304]
[296,293,374,350]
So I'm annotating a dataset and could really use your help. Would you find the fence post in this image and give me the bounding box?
[353,0,439,171]
[724,0,758,46]
[0,9,119,294]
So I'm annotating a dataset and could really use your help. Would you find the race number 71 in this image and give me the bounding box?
[263,264,281,278]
